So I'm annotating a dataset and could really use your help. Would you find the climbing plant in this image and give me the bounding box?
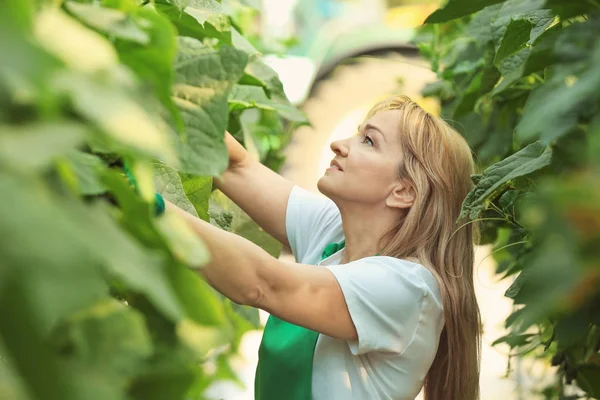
[418,0,600,397]
[0,0,306,398]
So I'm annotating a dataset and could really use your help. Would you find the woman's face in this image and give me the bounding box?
[317,109,410,207]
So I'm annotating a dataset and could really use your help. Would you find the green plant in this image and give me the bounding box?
[418,0,600,397]
[0,0,307,398]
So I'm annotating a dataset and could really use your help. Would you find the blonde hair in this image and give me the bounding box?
[367,95,481,400]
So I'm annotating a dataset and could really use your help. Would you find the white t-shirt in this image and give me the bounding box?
[285,185,445,400]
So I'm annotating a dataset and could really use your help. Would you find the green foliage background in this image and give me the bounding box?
[0,0,306,399]
[418,0,600,397]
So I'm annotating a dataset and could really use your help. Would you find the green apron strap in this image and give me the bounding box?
[255,241,346,400]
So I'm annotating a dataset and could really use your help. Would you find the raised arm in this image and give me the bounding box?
[214,132,294,248]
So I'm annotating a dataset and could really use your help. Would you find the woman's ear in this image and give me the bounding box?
[386,182,415,209]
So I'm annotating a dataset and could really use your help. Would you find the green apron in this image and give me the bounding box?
[255,240,346,400]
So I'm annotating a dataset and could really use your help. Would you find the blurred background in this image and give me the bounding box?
[206,0,550,398]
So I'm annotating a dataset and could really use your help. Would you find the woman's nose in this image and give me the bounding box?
[330,139,348,157]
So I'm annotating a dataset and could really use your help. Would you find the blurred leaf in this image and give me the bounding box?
[176,319,231,357]
[154,212,210,266]
[577,364,600,398]
[115,7,182,131]
[51,299,153,399]
[167,264,227,326]
[65,150,107,195]
[54,71,177,165]
[425,0,505,24]
[0,122,87,172]
[34,8,118,72]
[65,1,149,44]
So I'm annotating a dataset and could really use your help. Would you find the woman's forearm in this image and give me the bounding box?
[165,201,269,307]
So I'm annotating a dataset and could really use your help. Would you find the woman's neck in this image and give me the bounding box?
[336,201,402,264]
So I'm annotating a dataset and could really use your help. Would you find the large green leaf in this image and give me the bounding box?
[460,141,552,219]
[170,38,247,176]
[425,0,505,24]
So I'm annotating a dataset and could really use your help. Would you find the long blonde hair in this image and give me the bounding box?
[367,95,481,400]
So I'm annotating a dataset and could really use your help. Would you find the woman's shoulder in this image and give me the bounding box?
[357,256,443,308]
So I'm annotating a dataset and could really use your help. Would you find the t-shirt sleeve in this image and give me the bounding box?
[285,185,341,263]
[326,258,441,355]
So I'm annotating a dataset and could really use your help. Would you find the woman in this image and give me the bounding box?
[169,95,481,400]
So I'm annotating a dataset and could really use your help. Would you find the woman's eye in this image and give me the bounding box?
[361,134,374,146]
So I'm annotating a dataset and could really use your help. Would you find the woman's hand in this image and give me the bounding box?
[224,131,250,171]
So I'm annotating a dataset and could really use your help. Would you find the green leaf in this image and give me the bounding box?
[180,173,212,221]
[65,1,149,44]
[460,141,552,219]
[170,38,247,176]
[155,0,231,43]
[65,150,107,195]
[115,7,182,131]
[209,200,233,232]
[34,8,118,72]
[505,270,528,300]
[54,71,177,164]
[516,40,600,144]
[492,25,560,96]
[0,271,83,400]
[154,162,200,218]
[467,4,502,45]
[153,162,212,221]
[495,18,532,64]
[51,299,153,398]
[425,0,505,24]
[0,122,87,172]
[229,84,307,122]
[100,171,187,321]
[239,57,287,100]
[0,174,109,334]
[492,333,536,348]
[577,365,600,398]
[154,212,210,266]
[167,265,227,326]
[210,189,282,258]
